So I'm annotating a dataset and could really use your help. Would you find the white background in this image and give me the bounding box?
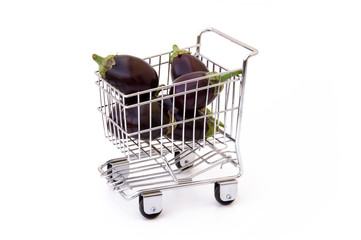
[0,0,360,239]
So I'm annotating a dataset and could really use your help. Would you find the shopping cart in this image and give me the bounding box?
[96,28,258,218]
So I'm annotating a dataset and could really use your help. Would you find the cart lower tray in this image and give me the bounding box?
[98,131,241,200]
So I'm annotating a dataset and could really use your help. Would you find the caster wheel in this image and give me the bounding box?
[139,194,162,219]
[174,151,194,170]
[214,181,237,205]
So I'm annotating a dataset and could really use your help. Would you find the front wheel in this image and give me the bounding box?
[138,192,163,219]
[214,181,238,205]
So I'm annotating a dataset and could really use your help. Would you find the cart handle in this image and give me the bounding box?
[196,28,258,58]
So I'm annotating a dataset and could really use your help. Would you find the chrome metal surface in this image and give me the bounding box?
[196,28,258,58]
[142,191,162,215]
[106,158,129,183]
[96,28,257,202]
[218,180,238,202]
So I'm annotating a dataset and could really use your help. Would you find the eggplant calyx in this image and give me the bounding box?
[206,70,243,95]
[165,109,177,136]
[199,108,225,128]
[92,54,116,79]
[170,44,190,63]
[206,118,218,138]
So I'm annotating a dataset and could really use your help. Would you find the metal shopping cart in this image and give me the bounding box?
[96,28,258,218]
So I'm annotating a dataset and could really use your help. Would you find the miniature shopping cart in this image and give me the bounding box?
[96,28,258,218]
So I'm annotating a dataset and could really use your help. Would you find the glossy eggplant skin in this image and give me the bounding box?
[170,109,209,141]
[162,98,209,141]
[97,54,159,105]
[169,71,219,111]
[108,102,170,140]
[171,53,208,81]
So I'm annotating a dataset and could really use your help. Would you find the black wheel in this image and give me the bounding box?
[139,195,162,219]
[174,151,193,170]
[214,182,235,205]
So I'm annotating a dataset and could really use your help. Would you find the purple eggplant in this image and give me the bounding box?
[93,54,159,104]
[169,70,242,111]
[170,45,209,81]
[108,102,170,140]
[167,108,215,141]
[161,98,219,141]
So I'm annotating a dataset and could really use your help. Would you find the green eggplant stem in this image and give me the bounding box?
[220,70,242,81]
[92,54,104,65]
[207,70,242,83]
[199,108,225,130]
[206,118,219,138]
[207,70,242,95]
[172,44,180,52]
[170,44,190,63]
[92,53,116,78]
[165,110,177,136]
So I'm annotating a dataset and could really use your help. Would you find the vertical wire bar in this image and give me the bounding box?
[214,70,223,145]
[116,93,122,149]
[99,80,107,138]
[137,95,141,159]
[110,90,117,146]
[167,53,171,85]
[106,85,113,143]
[230,77,236,139]
[223,78,231,143]
[158,55,161,79]
[203,75,211,147]
[215,66,223,143]
[235,61,248,143]
[113,91,119,148]
[182,81,187,152]
[102,82,110,140]
[160,87,164,156]
[171,86,175,153]
[149,91,152,157]
[122,95,130,159]
[117,96,125,153]
[192,79,199,149]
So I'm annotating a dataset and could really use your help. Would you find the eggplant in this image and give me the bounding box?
[161,98,219,141]
[108,102,170,140]
[169,70,242,111]
[167,108,215,141]
[93,54,159,104]
[170,45,209,81]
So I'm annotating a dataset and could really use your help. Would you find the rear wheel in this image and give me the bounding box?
[174,151,194,170]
